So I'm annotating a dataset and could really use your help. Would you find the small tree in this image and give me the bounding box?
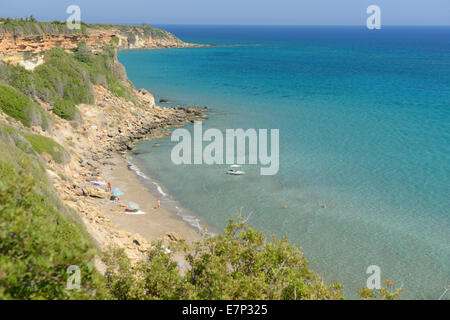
[358,280,404,300]
[104,214,344,300]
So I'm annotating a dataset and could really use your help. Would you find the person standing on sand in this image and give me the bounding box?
[107,182,112,193]
[157,199,161,209]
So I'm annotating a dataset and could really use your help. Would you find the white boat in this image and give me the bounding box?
[227,165,245,175]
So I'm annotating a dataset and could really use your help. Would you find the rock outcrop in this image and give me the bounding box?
[0,22,208,69]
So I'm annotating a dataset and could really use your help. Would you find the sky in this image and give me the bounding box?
[0,0,449,26]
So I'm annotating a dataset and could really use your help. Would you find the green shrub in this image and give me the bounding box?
[0,143,108,299]
[104,216,345,300]
[53,98,78,120]
[0,84,33,126]
[0,125,35,155]
[35,48,95,105]
[74,41,94,64]
[0,84,48,130]
[111,35,119,45]
[23,133,69,164]
[0,18,88,36]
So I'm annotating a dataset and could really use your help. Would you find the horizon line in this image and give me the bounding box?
[1,17,449,28]
[95,22,450,27]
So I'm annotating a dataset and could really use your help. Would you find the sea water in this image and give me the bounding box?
[118,26,450,299]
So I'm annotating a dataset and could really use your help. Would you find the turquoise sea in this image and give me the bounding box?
[118,26,450,299]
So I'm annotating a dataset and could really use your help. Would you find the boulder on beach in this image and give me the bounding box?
[79,185,109,199]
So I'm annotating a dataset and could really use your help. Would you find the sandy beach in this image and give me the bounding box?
[98,152,202,245]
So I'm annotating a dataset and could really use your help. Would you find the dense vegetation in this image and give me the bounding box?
[104,216,344,300]
[0,133,108,299]
[53,99,78,120]
[103,216,403,300]
[0,16,88,36]
[0,17,181,42]
[115,23,183,43]
[0,125,68,165]
[0,41,132,119]
[0,84,48,130]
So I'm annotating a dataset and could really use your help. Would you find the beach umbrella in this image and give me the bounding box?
[92,179,107,186]
[128,202,140,211]
[112,188,123,197]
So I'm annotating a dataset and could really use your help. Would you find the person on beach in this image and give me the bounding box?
[107,182,112,193]
[157,199,161,209]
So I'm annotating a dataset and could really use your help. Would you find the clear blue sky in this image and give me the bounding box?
[1,0,449,26]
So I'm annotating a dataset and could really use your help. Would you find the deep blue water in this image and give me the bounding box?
[118,26,450,299]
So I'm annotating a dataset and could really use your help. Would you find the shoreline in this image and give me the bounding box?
[98,152,203,244]
[38,84,213,266]
[123,152,216,237]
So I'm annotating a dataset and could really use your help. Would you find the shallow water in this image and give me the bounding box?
[119,26,450,299]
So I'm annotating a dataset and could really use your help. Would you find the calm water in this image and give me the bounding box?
[118,26,450,299]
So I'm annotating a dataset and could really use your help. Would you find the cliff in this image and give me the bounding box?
[0,19,203,69]
[0,18,209,299]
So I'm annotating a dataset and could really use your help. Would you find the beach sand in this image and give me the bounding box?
[98,153,202,246]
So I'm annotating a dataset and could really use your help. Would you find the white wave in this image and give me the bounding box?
[152,182,167,197]
[125,158,150,180]
[125,154,214,237]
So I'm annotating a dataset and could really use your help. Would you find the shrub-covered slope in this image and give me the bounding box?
[0,127,108,299]
[0,41,131,115]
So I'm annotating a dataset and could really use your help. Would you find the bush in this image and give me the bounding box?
[111,35,119,45]
[53,98,78,120]
[35,48,95,105]
[23,133,69,164]
[0,18,88,36]
[0,125,35,155]
[0,84,48,130]
[74,41,94,64]
[0,84,33,126]
[104,215,345,300]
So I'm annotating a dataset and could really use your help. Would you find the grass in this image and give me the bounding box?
[23,133,69,164]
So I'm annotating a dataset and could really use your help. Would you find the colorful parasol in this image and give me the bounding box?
[128,202,140,211]
[112,188,123,197]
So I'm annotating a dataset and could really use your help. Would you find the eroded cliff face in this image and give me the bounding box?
[0,24,197,69]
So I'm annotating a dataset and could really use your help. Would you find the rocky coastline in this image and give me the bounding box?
[0,19,212,270]
[2,83,209,268]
